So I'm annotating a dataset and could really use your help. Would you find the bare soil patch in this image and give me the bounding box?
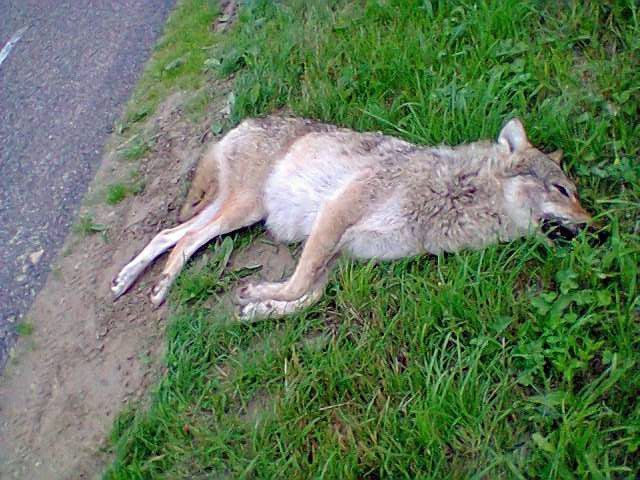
[0,86,288,479]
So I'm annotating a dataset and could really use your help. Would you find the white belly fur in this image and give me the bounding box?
[264,150,358,243]
[264,149,422,260]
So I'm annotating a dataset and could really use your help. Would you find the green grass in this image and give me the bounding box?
[116,0,220,134]
[106,183,129,205]
[105,1,640,478]
[117,134,154,161]
[15,322,33,337]
[73,214,107,236]
[105,176,144,205]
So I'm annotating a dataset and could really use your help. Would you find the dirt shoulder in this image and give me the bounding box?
[0,91,223,479]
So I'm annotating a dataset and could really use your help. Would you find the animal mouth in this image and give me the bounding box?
[540,216,587,241]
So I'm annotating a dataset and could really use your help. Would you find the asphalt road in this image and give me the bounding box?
[0,0,175,369]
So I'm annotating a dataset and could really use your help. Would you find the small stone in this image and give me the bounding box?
[29,249,44,265]
[15,275,27,285]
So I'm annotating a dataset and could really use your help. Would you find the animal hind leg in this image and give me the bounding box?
[150,195,264,305]
[111,198,223,299]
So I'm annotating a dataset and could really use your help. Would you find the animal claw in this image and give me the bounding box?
[111,270,133,299]
[234,282,258,305]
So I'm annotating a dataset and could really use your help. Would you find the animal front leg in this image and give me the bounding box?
[237,172,372,304]
[238,271,330,321]
[236,249,339,304]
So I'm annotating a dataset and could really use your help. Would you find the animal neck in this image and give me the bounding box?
[413,145,530,253]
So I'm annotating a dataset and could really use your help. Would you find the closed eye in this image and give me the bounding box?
[553,183,570,197]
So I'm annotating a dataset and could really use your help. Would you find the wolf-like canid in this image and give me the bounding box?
[112,117,592,319]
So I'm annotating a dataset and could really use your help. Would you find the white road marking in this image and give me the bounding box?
[0,26,29,68]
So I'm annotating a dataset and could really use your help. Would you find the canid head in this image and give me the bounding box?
[497,118,592,237]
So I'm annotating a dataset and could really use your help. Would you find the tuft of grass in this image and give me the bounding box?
[73,214,107,236]
[105,1,640,479]
[105,172,145,205]
[106,183,129,205]
[118,135,153,161]
[15,322,33,337]
[170,237,236,305]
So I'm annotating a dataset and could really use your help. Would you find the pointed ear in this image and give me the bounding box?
[498,118,530,152]
[548,149,563,165]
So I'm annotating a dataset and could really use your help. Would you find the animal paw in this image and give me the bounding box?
[149,275,171,306]
[236,291,318,321]
[111,265,138,299]
[234,282,258,305]
[237,300,282,321]
[234,281,281,305]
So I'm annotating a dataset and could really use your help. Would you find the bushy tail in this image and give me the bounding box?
[178,145,220,222]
